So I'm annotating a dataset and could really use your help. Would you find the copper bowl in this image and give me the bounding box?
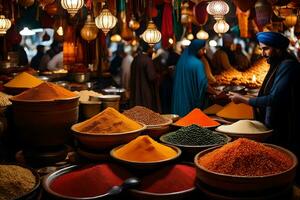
[194,144,298,193]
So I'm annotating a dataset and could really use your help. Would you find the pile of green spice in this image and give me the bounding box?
[162,124,227,146]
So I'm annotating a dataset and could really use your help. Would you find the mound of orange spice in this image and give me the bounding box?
[198,138,294,176]
[175,108,220,127]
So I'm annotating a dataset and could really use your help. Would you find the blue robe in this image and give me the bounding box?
[249,56,300,152]
[172,40,208,117]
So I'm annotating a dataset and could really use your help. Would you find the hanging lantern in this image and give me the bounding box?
[95,6,118,35]
[61,0,84,17]
[141,20,161,47]
[18,0,35,8]
[255,0,272,27]
[196,29,209,39]
[39,0,55,9]
[207,0,229,20]
[110,34,122,42]
[283,13,297,28]
[0,15,12,35]
[213,19,230,35]
[80,15,99,42]
[187,33,194,40]
[129,15,140,31]
[57,26,64,36]
[181,2,192,25]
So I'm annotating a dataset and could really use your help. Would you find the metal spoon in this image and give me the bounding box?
[106,177,140,196]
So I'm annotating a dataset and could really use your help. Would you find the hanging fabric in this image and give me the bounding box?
[161,2,174,48]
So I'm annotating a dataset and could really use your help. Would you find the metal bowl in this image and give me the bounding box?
[70,73,91,83]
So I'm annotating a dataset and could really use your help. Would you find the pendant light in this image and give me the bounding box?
[207,0,229,20]
[61,0,84,17]
[95,3,118,35]
[81,14,99,42]
[196,29,209,40]
[213,19,229,35]
[141,0,161,47]
[0,15,11,35]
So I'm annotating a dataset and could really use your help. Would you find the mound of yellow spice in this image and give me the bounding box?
[114,135,178,162]
[4,72,43,88]
[198,138,293,176]
[11,82,77,101]
[75,107,143,134]
[216,102,254,120]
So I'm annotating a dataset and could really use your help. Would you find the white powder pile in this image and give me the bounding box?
[216,120,269,134]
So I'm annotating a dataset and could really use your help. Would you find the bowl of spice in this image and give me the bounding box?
[71,107,146,150]
[123,106,173,138]
[110,135,181,170]
[160,125,231,159]
[43,163,134,199]
[194,138,297,193]
[173,108,220,129]
[129,163,196,200]
[215,120,273,141]
[0,164,40,200]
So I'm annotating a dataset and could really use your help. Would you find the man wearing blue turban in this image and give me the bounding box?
[172,39,216,116]
[229,31,300,183]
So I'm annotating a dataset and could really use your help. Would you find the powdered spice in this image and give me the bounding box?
[4,72,43,88]
[113,135,178,162]
[11,82,77,101]
[75,107,143,134]
[175,108,220,127]
[137,164,196,193]
[198,138,293,176]
[216,102,254,120]
[123,106,169,126]
[0,165,36,200]
[50,164,132,198]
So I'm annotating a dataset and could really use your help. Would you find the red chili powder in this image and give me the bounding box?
[50,164,132,197]
[198,138,294,176]
[175,108,220,127]
[138,164,196,193]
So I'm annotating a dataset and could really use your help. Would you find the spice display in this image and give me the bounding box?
[175,108,220,127]
[50,164,132,198]
[4,72,43,88]
[203,104,224,115]
[123,106,169,126]
[198,138,293,176]
[11,82,77,101]
[0,92,12,107]
[215,58,269,88]
[0,165,36,200]
[113,135,178,162]
[138,164,196,193]
[75,107,143,134]
[216,120,269,134]
[216,102,254,120]
[73,90,102,102]
[162,124,227,146]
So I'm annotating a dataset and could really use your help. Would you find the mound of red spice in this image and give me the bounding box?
[50,164,132,197]
[198,138,294,176]
[175,108,220,127]
[137,164,196,193]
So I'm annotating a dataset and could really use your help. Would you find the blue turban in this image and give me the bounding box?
[188,39,206,55]
[256,32,290,49]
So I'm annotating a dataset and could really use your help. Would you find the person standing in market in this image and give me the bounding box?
[228,31,300,183]
[172,39,218,117]
[129,41,161,112]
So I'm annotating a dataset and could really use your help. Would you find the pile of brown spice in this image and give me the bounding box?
[123,106,169,126]
[198,138,294,176]
[0,165,36,200]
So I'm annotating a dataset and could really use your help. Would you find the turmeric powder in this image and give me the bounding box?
[4,72,43,88]
[216,102,254,120]
[113,135,178,162]
[203,104,224,115]
[75,107,143,134]
[11,82,77,101]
